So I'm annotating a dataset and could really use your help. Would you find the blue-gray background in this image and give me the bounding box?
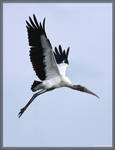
[3,3,112,147]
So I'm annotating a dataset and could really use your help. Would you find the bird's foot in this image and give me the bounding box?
[18,107,26,118]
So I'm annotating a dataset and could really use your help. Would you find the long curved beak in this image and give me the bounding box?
[83,87,99,98]
[72,85,100,98]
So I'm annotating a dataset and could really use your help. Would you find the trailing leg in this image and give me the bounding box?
[18,89,47,118]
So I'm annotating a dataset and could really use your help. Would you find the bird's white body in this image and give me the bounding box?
[42,75,72,89]
[34,74,72,90]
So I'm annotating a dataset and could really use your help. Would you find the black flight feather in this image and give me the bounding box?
[26,15,51,80]
[54,46,70,64]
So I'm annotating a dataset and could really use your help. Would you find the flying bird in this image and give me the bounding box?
[18,14,99,118]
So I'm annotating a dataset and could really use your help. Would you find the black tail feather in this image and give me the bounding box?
[31,80,42,92]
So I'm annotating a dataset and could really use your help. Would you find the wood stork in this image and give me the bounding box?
[18,14,99,118]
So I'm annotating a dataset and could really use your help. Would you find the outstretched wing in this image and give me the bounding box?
[26,14,60,80]
[54,45,70,75]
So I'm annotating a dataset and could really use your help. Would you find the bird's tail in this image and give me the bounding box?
[31,80,42,92]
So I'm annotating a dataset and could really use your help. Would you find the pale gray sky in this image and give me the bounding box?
[3,3,112,147]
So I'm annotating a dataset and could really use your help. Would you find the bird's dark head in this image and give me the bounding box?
[72,85,99,98]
